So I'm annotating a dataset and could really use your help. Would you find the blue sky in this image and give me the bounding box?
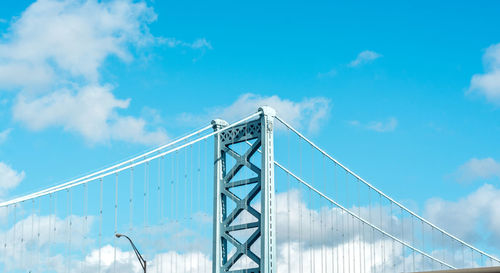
[1,0,500,266]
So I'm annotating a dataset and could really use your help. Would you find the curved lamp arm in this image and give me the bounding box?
[116,233,146,272]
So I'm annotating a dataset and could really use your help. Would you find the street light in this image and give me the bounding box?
[115,233,147,273]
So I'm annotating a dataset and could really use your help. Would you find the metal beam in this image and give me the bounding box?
[259,106,276,273]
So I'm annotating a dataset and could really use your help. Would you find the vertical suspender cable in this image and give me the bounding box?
[422,220,425,270]
[369,189,373,273]
[335,165,339,273]
[462,243,465,269]
[190,144,194,270]
[357,179,362,273]
[335,164,339,273]
[114,172,118,273]
[197,143,201,273]
[190,145,194,220]
[412,215,415,272]
[171,153,175,222]
[176,151,179,223]
[342,193,346,273]
[66,191,70,273]
[402,207,405,272]
[298,137,303,273]
[13,203,17,266]
[287,128,291,273]
[99,178,103,273]
[52,194,56,263]
[470,247,473,269]
[362,222,366,273]
[330,201,335,273]
[83,184,88,273]
[391,202,395,272]
[379,194,384,273]
[309,187,313,273]
[69,189,73,273]
[3,205,7,263]
[158,156,163,273]
[310,145,315,273]
[130,166,134,267]
[171,154,175,273]
[204,138,208,220]
[54,193,57,262]
[321,155,326,273]
[20,202,24,271]
[37,199,41,271]
[144,160,148,228]
[442,234,445,269]
[3,205,7,266]
[160,155,164,223]
[345,171,350,273]
[430,226,434,269]
[327,199,336,272]
[176,151,179,271]
[205,138,209,270]
[184,148,188,222]
[298,174,303,273]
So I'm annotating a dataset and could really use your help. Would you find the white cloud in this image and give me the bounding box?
[190,38,212,50]
[162,37,212,50]
[317,69,337,78]
[0,213,94,271]
[13,85,168,145]
[0,186,487,272]
[367,117,398,132]
[0,162,25,196]
[0,0,157,87]
[0,128,12,143]
[0,211,212,273]
[455,158,500,183]
[469,43,500,105]
[348,50,382,67]
[230,189,458,272]
[77,246,212,273]
[0,0,172,145]
[179,93,331,133]
[349,117,398,132]
[424,184,500,246]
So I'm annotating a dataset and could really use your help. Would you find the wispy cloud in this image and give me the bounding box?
[469,43,500,105]
[0,162,25,196]
[161,37,212,50]
[453,157,500,183]
[318,50,382,78]
[424,184,500,245]
[349,117,398,132]
[0,128,11,144]
[348,50,382,67]
[317,69,337,78]
[178,93,331,133]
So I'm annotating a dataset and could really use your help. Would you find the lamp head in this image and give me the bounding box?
[115,233,123,238]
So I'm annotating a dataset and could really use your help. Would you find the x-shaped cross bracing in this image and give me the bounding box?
[221,139,262,271]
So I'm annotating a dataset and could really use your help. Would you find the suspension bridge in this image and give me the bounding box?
[0,106,499,273]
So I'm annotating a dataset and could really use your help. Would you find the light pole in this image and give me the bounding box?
[115,233,146,273]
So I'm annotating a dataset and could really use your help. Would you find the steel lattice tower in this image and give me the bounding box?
[212,106,277,273]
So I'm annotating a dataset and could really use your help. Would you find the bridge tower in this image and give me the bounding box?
[212,106,277,273]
